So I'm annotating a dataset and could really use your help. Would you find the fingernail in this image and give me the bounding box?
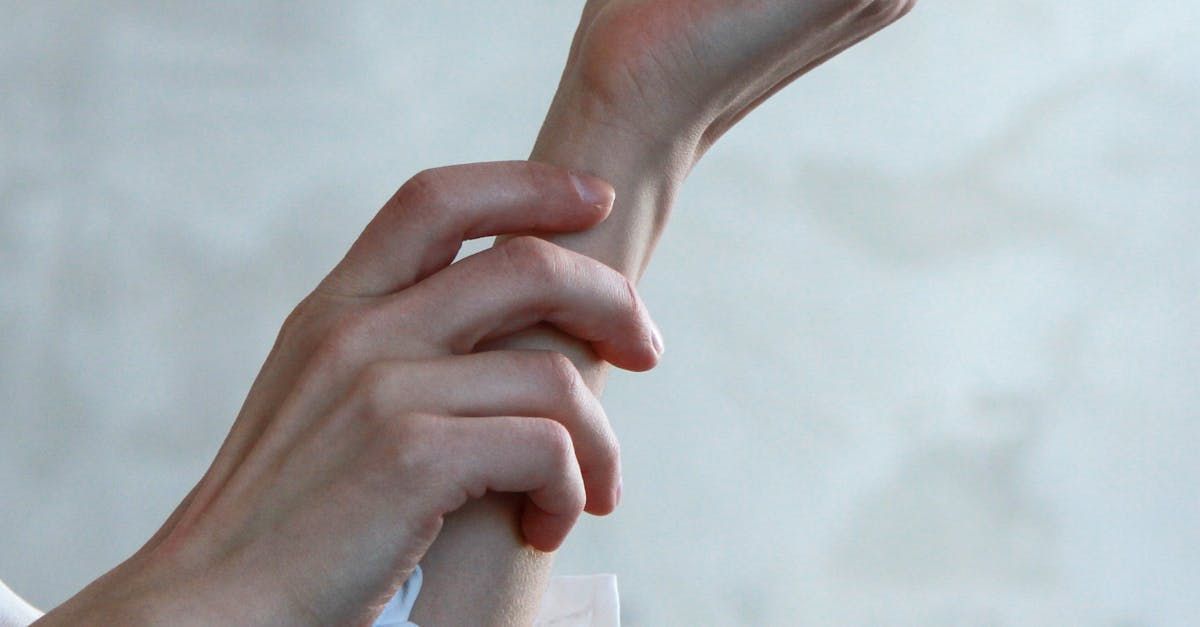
[650,324,664,356]
[569,171,614,208]
[615,477,623,507]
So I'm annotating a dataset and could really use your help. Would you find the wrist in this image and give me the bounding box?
[529,90,697,279]
[533,84,703,174]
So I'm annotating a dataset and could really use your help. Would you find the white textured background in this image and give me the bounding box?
[2,2,1198,625]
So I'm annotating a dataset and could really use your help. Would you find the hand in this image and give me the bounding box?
[36,161,662,626]
[543,0,916,158]
[411,4,917,622]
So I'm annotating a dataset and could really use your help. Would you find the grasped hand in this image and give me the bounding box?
[550,0,915,154]
[36,162,661,626]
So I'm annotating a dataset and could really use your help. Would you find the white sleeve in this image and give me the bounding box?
[0,579,42,627]
[370,567,621,627]
[533,574,621,627]
[371,564,424,627]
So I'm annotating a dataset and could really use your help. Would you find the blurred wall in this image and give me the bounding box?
[2,2,1197,625]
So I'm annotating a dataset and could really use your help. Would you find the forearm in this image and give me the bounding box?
[409,100,697,625]
[520,98,697,280]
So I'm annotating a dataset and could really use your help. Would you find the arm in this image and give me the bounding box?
[411,112,686,627]
[31,163,660,626]
[410,0,916,623]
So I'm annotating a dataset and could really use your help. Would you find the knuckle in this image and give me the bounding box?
[353,361,398,421]
[536,351,582,399]
[497,236,562,282]
[539,419,576,467]
[525,416,574,466]
[315,308,374,368]
[278,295,330,351]
[566,470,588,511]
[391,168,445,225]
[375,413,434,475]
[280,298,315,337]
[583,407,621,496]
[397,417,437,475]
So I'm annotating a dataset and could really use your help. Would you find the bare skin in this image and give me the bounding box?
[14,2,917,624]
[31,162,661,626]
[411,1,916,624]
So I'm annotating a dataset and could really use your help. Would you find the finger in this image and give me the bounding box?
[322,161,616,297]
[355,351,621,515]
[395,236,662,372]
[433,415,586,552]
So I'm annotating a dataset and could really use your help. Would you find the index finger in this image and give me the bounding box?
[322,161,615,297]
